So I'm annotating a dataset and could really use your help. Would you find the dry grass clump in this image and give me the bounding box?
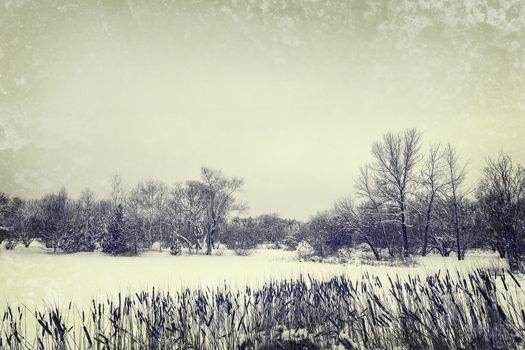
[2,268,524,349]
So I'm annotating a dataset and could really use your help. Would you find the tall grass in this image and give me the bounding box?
[2,268,524,349]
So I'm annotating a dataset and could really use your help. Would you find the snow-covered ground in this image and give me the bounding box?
[0,242,509,308]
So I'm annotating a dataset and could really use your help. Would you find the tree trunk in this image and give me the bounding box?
[400,198,409,258]
[450,179,463,260]
[133,235,138,255]
[422,196,435,256]
[454,208,462,260]
[497,245,506,258]
[159,221,163,252]
[508,231,520,271]
[455,231,462,260]
[362,237,380,261]
[422,229,429,257]
[205,228,214,255]
[148,222,152,248]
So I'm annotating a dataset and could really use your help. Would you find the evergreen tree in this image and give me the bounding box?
[61,218,96,253]
[62,190,98,253]
[102,204,129,255]
[170,238,182,255]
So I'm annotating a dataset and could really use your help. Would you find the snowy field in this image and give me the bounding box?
[0,243,509,309]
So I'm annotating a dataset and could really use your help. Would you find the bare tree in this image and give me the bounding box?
[367,129,423,257]
[128,179,169,249]
[9,197,36,248]
[419,143,447,256]
[109,173,125,207]
[478,153,525,270]
[442,144,469,260]
[40,188,73,252]
[174,180,207,252]
[333,196,381,260]
[0,193,11,243]
[355,165,394,256]
[200,167,245,255]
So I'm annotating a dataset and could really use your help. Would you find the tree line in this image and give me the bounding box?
[296,129,525,270]
[0,168,247,256]
[0,129,524,269]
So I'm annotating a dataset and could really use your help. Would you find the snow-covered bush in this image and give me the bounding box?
[234,248,251,256]
[295,241,315,261]
[335,248,353,264]
[213,244,226,256]
[4,240,17,250]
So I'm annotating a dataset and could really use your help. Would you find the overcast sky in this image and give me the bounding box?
[1,0,524,219]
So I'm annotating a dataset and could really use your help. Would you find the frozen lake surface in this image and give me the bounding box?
[0,243,508,308]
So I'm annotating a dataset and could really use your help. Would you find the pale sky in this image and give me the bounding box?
[1,0,524,219]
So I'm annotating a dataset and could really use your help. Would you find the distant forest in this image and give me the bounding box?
[1,129,524,270]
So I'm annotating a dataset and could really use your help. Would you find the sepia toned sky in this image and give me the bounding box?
[1,0,524,219]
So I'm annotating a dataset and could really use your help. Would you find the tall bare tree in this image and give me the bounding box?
[200,167,244,255]
[442,144,469,260]
[420,143,447,256]
[368,129,423,257]
[128,179,169,249]
[356,165,394,256]
[174,180,207,251]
